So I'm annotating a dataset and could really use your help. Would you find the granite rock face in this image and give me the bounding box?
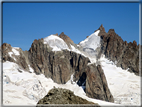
[85,65,114,102]
[28,38,90,84]
[2,43,29,71]
[28,39,114,102]
[97,25,140,76]
[59,32,78,49]
[1,38,114,103]
[36,88,100,106]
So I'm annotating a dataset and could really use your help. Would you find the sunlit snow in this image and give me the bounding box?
[99,55,141,106]
[70,44,87,57]
[12,48,20,55]
[79,30,100,51]
[2,30,141,106]
[44,35,70,51]
[3,61,122,106]
[8,47,20,61]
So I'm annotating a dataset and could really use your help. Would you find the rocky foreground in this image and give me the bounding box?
[37,88,100,107]
[2,25,141,106]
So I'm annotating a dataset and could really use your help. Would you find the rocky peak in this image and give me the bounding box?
[98,24,106,32]
[97,24,107,36]
[59,32,73,43]
[52,33,58,36]
[1,43,12,52]
[98,26,140,76]
[108,29,115,34]
[133,40,137,47]
[28,39,114,102]
[59,32,76,49]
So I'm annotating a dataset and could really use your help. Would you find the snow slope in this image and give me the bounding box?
[2,31,141,106]
[78,30,101,63]
[79,30,100,51]
[43,32,101,63]
[44,35,69,51]
[44,34,87,57]
[99,55,141,106]
[8,47,20,61]
[3,61,122,106]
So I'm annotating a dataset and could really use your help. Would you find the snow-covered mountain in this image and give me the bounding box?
[1,25,141,106]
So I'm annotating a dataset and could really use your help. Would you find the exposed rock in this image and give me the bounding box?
[95,24,107,37]
[1,43,29,71]
[54,33,58,36]
[26,38,114,102]
[97,25,140,76]
[28,39,90,84]
[59,32,77,49]
[75,64,114,102]
[36,88,100,106]
[2,43,14,62]
[2,32,115,103]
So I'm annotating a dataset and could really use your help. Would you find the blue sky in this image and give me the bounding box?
[3,2,139,51]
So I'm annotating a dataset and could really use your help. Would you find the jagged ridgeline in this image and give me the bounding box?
[97,25,140,76]
[1,25,140,105]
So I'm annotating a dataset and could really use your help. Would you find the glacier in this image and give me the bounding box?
[2,30,141,106]
[2,61,123,106]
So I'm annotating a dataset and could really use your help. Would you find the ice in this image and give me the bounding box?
[99,55,141,106]
[43,34,88,58]
[44,35,70,51]
[79,30,100,51]
[70,44,87,57]
[3,61,122,106]
[78,30,101,63]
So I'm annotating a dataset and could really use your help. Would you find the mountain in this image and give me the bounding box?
[97,25,140,76]
[1,25,141,106]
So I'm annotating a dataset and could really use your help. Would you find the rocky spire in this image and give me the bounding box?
[95,24,107,36]
[98,24,106,32]
[59,32,75,49]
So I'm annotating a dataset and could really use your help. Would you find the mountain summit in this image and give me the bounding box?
[1,25,141,106]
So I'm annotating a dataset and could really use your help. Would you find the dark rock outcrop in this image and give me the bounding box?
[1,38,114,102]
[97,25,140,76]
[28,39,114,102]
[85,64,114,102]
[36,88,100,106]
[59,32,77,49]
[74,64,114,102]
[95,24,107,37]
[28,38,90,84]
[1,43,29,71]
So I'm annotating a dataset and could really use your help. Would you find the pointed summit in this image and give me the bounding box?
[94,24,107,36]
[98,24,105,32]
[59,32,75,49]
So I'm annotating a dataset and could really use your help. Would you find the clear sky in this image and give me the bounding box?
[3,2,139,51]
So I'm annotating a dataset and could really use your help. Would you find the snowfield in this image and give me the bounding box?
[44,35,70,51]
[3,61,123,106]
[99,55,141,106]
[79,30,100,51]
[2,31,141,106]
[43,34,87,58]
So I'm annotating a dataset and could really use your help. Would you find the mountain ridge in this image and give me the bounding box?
[1,25,141,106]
